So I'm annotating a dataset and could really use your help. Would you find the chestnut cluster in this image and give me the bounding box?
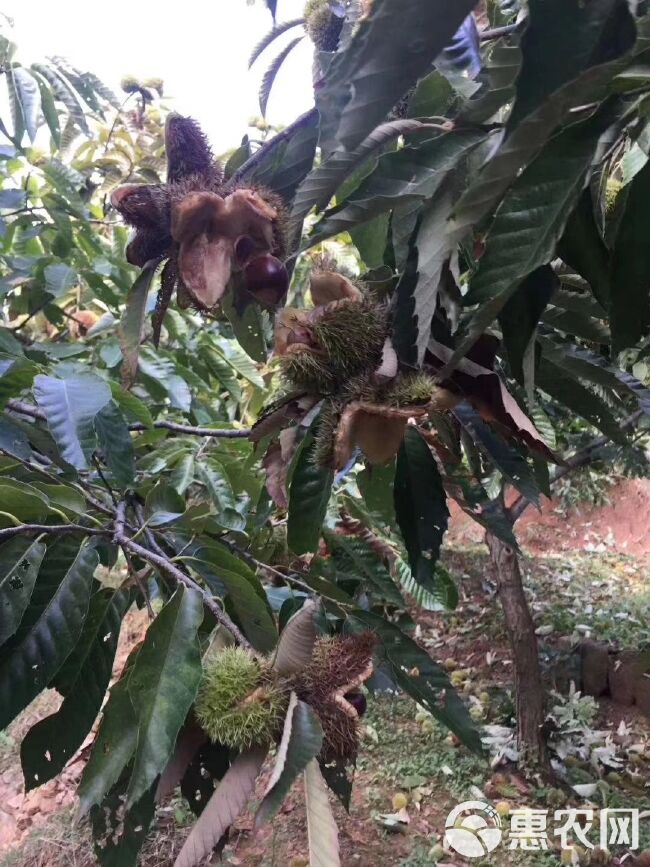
[110,114,289,340]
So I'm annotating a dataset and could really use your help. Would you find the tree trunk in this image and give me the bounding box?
[486,531,550,775]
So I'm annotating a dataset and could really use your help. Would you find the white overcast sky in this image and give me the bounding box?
[2,0,315,153]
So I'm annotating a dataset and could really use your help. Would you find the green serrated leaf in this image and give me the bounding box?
[0,537,46,648]
[611,156,650,352]
[325,531,404,607]
[126,585,203,806]
[357,460,396,529]
[0,543,98,730]
[91,773,156,867]
[500,265,558,386]
[11,66,41,143]
[109,381,154,428]
[0,357,38,409]
[308,131,484,248]
[197,458,245,532]
[243,109,319,210]
[394,427,449,590]
[348,610,481,753]
[292,118,435,233]
[537,358,627,443]
[0,417,31,460]
[0,478,51,526]
[287,430,334,555]
[119,261,158,388]
[508,0,634,131]
[44,262,77,297]
[256,694,323,827]
[446,101,628,374]
[34,373,112,470]
[78,648,139,815]
[259,36,303,117]
[317,0,475,154]
[21,588,130,790]
[557,189,611,309]
[454,404,540,507]
[95,401,135,486]
[186,554,277,654]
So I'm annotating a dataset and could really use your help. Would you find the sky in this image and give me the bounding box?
[1,0,316,153]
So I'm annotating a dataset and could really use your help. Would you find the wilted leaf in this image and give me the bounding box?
[304,758,341,867]
[174,747,267,867]
[272,598,318,676]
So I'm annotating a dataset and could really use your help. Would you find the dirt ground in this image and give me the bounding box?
[1,482,649,867]
[448,478,650,559]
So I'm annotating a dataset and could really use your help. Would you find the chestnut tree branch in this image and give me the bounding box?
[113,502,255,652]
[6,399,250,438]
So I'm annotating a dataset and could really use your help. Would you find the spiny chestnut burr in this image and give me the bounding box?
[344,690,367,717]
[244,254,289,307]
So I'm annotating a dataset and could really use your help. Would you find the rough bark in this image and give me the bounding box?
[487,531,551,775]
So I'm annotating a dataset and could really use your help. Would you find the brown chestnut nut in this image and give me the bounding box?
[244,254,289,307]
[344,690,367,717]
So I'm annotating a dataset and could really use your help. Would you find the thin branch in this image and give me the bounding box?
[6,400,250,438]
[113,502,255,652]
[226,107,319,188]
[92,454,118,506]
[508,410,644,523]
[122,546,155,619]
[479,23,520,41]
[0,524,109,542]
[128,420,251,438]
[219,536,315,596]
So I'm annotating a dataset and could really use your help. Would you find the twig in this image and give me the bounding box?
[508,409,644,523]
[226,108,319,188]
[0,524,109,542]
[6,400,250,438]
[122,546,155,619]
[219,537,315,596]
[479,23,520,41]
[113,502,255,651]
[92,454,118,506]
[128,420,250,438]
